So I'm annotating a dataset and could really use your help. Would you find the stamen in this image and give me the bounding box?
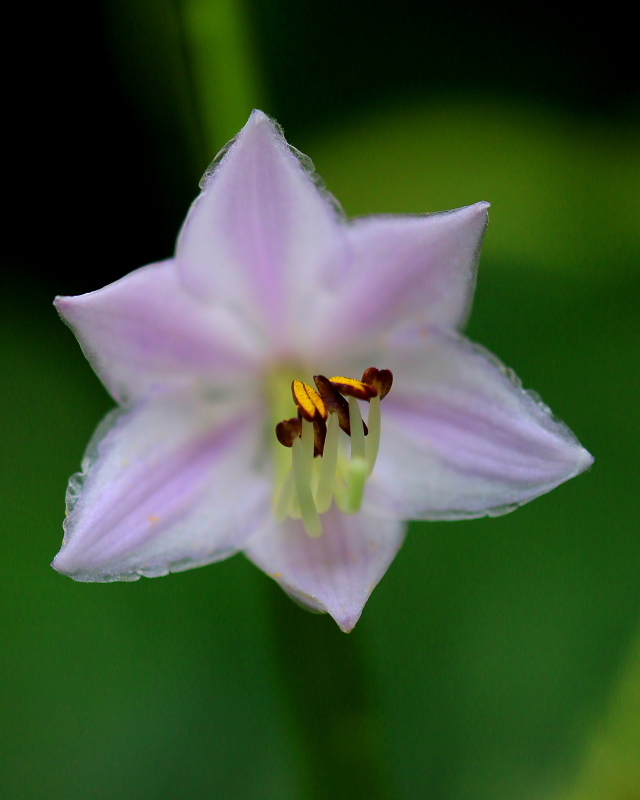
[273,468,295,521]
[292,380,327,421]
[291,418,322,536]
[365,395,381,476]
[315,411,340,513]
[348,397,366,461]
[361,367,393,399]
[313,417,327,457]
[329,376,377,401]
[273,367,393,534]
[344,397,367,513]
[275,418,302,448]
[313,374,352,435]
[345,456,367,514]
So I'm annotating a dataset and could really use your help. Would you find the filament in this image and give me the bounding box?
[315,412,340,513]
[292,419,322,536]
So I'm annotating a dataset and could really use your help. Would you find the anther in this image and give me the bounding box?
[314,375,351,435]
[275,418,302,447]
[314,375,368,437]
[313,417,327,458]
[329,376,377,401]
[361,367,393,399]
[292,380,327,421]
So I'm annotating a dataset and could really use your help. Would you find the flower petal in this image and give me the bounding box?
[56,260,263,403]
[244,507,406,632]
[367,328,593,519]
[176,110,345,354]
[309,203,488,355]
[52,391,270,581]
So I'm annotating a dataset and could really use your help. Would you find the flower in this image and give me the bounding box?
[53,110,592,631]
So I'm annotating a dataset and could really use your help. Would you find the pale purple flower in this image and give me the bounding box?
[53,110,592,631]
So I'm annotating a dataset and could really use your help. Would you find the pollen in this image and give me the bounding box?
[292,380,327,421]
[273,367,393,537]
[328,376,377,401]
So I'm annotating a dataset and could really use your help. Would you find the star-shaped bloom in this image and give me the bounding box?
[53,111,592,631]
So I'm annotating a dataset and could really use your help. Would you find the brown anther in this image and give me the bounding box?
[313,418,327,457]
[291,380,328,422]
[314,375,351,434]
[275,418,302,447]
[328,376,378,401]
[313,375,368,437]
[361,367,393,400]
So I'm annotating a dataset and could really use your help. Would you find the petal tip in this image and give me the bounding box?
[464,200,490,224]
[264,570,369,632]
[334,610,362,633]
[51,549,141,583]
[51,549,93,582]
[450,200,489,219]
[53,294,73,316]
[50,551,65,574]
[242,109,280,140]
[247,108,270,125]
[556,438,594,484]
[322,598,367,632]
[575,446,595,475]
[51,545,96,581]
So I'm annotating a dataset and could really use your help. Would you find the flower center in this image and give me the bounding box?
[272,368,392,536]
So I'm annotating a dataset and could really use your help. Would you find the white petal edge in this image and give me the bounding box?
[244,505,406,632]
[53,390,270,581]
[176,110,346,355]
[366,328,593,520]
[56,260,264,403]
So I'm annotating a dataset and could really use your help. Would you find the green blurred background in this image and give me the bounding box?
[2,1,639,798]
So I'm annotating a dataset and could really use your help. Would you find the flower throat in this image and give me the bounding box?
[273,368,392,536]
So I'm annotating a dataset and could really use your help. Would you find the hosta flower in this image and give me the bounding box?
[53,111,592,631]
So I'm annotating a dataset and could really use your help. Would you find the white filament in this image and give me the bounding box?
[344,397,367,512]
[292,419,322,536]
[365,395,381,475]
[315,412,340,513]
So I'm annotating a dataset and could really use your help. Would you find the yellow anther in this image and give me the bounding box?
[292,380,327,421]
[329,376,377,401]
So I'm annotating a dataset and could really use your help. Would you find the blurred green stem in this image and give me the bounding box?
[266,582,396,800]
[179,0,265,151]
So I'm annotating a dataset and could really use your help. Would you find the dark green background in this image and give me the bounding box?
[2,2,638,797]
